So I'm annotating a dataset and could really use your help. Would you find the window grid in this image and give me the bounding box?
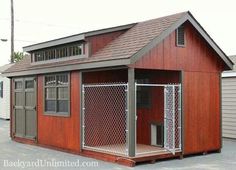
[44,73,70,116]
[34,44,84,62]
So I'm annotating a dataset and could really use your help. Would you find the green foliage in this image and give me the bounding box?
[12,52,24,62]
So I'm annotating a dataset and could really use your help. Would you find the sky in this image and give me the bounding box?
[0,0,236,66]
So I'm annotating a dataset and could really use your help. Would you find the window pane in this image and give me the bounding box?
[72,45,83,56]
[45,51,49,60]
[68,46,73,56]
[56,49,60,58]
[78,45,82,55]
[45,76,56,86]
[50,49,55,60]
[57,100,68,112]
[35,52,44,61]
[57,74,68,85]
[15,81,23,89]
[45,87,56,99]
[58,87,68,99]
[45,100,56,112]
[59,48,64,58]
[59,47,67,58]
[25,80,34,89]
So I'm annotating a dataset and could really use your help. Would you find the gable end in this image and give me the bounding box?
[130,12,233,70]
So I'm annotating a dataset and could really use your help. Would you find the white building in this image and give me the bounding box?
[0,63,14,120]
[222,55,236,139]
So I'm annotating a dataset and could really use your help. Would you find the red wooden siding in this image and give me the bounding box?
[83,69,128,83]
[132,22,223,154]
[133,22,225,72]
[37,71,81,152]
[86,31,125,56]
[183,72,221,154]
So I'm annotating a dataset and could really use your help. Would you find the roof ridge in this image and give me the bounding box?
[139,11,188,24]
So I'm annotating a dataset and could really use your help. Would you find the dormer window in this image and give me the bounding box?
[176,24,185,47]
[32,43,85,63]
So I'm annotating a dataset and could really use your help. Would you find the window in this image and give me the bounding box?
[176,24,185,47]
[44,73,70,116]
[25,80,34,89]
[136,78,151,108]
[0,81,3,98]
[35,51,45,62]
[15,81,23,89]
[33,43,84,63]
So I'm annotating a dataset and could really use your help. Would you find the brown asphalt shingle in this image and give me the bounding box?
[5,12,186,73]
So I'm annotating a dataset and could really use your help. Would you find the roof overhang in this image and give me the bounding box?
[130,11,234,70]
[222,71,236,78]
[23,23,135,52]
[23,34,85,52]
[3,58,130,77]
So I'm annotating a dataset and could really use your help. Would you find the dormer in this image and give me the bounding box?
[23,33,89,65]
[22,23,135,65]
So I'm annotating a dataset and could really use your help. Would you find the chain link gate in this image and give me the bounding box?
[82,83,129,156]
[135,83,182,155]
[164,85,182,154]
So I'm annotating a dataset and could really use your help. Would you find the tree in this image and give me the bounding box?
[12,52,24,62]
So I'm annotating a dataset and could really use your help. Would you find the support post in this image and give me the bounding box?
[128,68,136,157]
[79,71,83,152]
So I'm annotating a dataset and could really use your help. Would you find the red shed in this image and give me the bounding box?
[3,11,233,166]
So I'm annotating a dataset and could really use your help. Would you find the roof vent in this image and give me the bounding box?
[176,25,185,47]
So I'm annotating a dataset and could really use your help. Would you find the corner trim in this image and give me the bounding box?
[180,71,185,155]
[219,73,222,148]
[79,71,83,152]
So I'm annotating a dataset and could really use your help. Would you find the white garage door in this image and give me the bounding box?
[222,77,236,139]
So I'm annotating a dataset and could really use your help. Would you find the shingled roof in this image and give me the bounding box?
[4,11,233,77]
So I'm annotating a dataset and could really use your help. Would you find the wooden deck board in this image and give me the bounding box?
[84,143,174,157]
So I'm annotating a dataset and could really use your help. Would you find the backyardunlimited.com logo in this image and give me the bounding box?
[3,159,99,168]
